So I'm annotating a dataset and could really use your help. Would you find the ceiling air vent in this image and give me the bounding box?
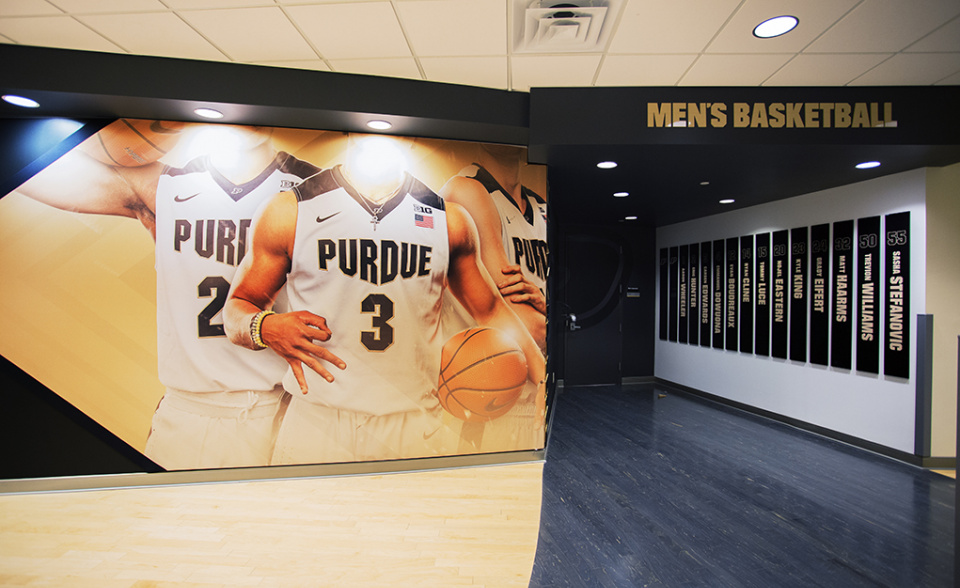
[515,0,611,53]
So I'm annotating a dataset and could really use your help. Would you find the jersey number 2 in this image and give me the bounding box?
[198,276,229,337]
[361,293,394,351]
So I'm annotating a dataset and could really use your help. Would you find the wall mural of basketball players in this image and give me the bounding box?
[0,120,548,471]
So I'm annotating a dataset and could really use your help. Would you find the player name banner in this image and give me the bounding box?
[809,224,830,366]
[790,227,808,362]
[857,216,881,373]
[689,243,700,346]
[739,235,754,354]
[669,246,679,342]
[700,241,712,346]
[659,248,668,340]
[725,237,739,351]
[755,233,771,356]
[771,230,789,359]
[884,211,910,378]
[679,245,689,344]
[713,239,724,349]
[831,220,854,369]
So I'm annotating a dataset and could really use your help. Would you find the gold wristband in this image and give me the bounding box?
[250,310,275,350]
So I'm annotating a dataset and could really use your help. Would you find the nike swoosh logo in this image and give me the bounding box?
[174,192,200,202]
[423,427,440,441]
[317,212,341,224]
[485,396,516,413]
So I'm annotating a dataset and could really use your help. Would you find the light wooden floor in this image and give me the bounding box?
[0,462,543,587]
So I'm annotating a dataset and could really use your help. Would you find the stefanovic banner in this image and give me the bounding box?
[0,120,549,472]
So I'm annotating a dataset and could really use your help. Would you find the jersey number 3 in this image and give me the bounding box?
[361,293,394,351]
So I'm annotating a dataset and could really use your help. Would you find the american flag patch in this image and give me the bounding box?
[414,213,434,228]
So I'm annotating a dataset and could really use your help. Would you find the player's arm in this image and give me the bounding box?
[446,202,546,386]
[224,192,346,394]
[441,176,546,342]
[16,149,162,237]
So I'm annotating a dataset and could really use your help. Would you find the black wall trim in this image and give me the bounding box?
[653,377,955,470]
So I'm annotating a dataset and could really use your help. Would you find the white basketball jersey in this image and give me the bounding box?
[442,164,548,335]
[155,152,317,392]
[284,166,449,416]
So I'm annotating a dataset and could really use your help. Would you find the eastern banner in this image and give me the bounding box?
[771,230,789,359]
[884,212,910,378]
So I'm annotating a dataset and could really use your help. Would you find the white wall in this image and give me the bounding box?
[655,169,927,454]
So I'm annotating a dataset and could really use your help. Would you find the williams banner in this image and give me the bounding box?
[857,216,881,374]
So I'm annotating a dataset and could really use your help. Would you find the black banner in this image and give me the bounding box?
[755,233,771,356]
[790,227,808,362]
[771,230,789,359]
[810,224,830,366]
[713,239,724,349]
[659,247,668,340]
[689,243,700,346]
[669,246,679,342]
[679,245,689,344]
[884,212,910,378]
[700,241,712,346]
[726,237,739,352]
[831,220,854,369]
[857,216,881,373]
[740,235,754,354]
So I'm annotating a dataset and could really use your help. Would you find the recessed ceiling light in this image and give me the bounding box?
[2,94,40,108]
[719,198,735,205]
[367,120,392,130]
[625,215,638,220]
[613,191,629,197]
[753,15,799,39]
[194,107,224,119]
[699,181,710,186]
[856,161,881,169]
[597,161,617,169]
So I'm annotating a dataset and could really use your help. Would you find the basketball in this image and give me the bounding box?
[82,119,185,167]
[436,327,528,422]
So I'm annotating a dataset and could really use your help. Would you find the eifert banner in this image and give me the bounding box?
[1,120,549,471]
[884,212,910,378]
[809,224,830,366]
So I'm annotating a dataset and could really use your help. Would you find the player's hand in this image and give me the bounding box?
[497,265,546,314]
[260,311,346,394]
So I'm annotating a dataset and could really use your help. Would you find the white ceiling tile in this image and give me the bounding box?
[79,12,227,60]
[680,53,793,86]
[607,0,741,54]
[163,0,267,8]
[0,0,64,17]
[329,57,422,80]
[905,16,960,52]
[807,0,960,53]
[763,53,891,86]
[511,55,602,92]
[595,54,696,86]
[0,15,123,52]
[419,56,508,88]
[285,2,410,60]
[180,7,316,62]
[397,0,505,57]
[254,60,332,72]
[47,0,167,13]
[849,53,960,85]
[935,70,960,85]
[707,0,859,54]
